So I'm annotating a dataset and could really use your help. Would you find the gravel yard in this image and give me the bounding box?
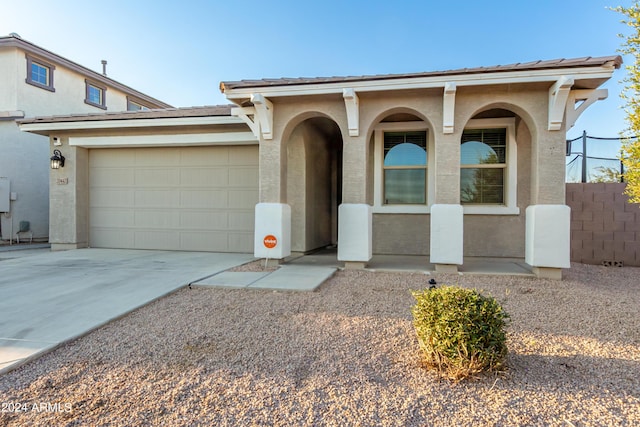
[0,262,638,426]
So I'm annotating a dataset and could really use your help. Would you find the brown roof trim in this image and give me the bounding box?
[0,35,173,108]
[220,55,623,91]
[17,105,233,125]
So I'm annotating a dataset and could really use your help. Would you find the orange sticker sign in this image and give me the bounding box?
[263,235,277,249]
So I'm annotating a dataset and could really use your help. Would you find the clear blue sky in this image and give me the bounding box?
[1,0,635,156]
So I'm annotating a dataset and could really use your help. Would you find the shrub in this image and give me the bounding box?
[411,286,509,381]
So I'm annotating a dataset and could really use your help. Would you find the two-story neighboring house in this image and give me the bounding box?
[0,34,171,242]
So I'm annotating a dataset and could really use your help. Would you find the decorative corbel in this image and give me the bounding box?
[548,76,574,131]
[251,93,273,140]
[565,89,608,130]
[342,88,359,137]
[442,82,456,134]
[231,106,259,137]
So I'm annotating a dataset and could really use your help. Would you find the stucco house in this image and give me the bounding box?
[19,55,621,279]
[0,34,171,242]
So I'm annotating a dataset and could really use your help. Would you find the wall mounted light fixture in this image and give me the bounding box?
[50,149,65,169]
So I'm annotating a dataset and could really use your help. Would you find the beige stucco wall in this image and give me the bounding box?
[373,214,430,255]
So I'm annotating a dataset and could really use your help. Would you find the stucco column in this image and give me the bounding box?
[49,141,89,250]
[338,134,372,268]
[530,130,567,204]
[341,134,368,204]
[258,136,285,203]
[526,128,570,279]
[430,132,463,271]
[255,133,291,261]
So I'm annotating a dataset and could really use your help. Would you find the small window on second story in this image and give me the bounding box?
[25,55,55,92]
[127,97,150,111]
[85,80,107,109]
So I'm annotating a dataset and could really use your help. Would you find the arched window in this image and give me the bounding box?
[383,131,427,204]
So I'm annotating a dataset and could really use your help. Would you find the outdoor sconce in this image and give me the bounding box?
[50,149,65,169]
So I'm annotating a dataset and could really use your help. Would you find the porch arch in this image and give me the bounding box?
[283,114,343,253]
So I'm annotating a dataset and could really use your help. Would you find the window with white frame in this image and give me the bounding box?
[374,122,432,213]
[383,131,428,204]
[25,55,55,91]
[460,118,518,213]
[460,128,506,204]
[85,80,106,109]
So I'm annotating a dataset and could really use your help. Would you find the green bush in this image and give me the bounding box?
[411,286,509,381]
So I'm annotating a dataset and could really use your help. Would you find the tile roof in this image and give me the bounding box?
[220,56,623,91]
[18,105,233,124]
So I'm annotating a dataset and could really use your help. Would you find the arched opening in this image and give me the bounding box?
[285,116,343,253]
[460,107,532,258]
[368,110,433,255]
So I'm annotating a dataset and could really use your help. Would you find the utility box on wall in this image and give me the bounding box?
[0,177,9,213]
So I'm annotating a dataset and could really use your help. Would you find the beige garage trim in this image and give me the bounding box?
[89,145,258,252]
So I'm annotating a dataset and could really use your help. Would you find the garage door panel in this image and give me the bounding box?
[91,169,135,187]
[135,149,175,166]
[228,190,259,209]
[134,190,180,208]
[91,228,135,248]
[135,169,180,187]
[229,146,259,165]
[134,230,180,250]
[228,212,253,230]
[91,150,135,167]
[229,232,254,252]
[180,190,228,209]
[91,189,135,208]
[180,231,229,252]
[91,209,135,227]
[180,168,228,187]
[134,210,180,228]
[180,147,229,166]
[89,146,257,252]
[179,211,228,229]
[229,168,259,187]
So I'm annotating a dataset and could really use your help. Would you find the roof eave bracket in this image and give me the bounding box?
[231,106,259,137]
[565,89,608,130]
[548,76,574,131]
[443,82,456,134]
[251,93,273,140]
[343,88,360,137]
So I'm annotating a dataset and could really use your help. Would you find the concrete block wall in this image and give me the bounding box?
[566,183,640,266]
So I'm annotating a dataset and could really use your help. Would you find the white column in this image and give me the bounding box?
[337,204,372,265]
[254,203,291,259]
[430,204,463,268]
[525,204,570,270]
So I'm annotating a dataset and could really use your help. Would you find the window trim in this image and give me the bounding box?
[84,80,107,110]
[127,96,151,111]
[461,118,519,215]
[25,55,55,92]
[373,121,433,214]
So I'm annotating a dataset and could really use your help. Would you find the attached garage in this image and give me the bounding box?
[89,145,258,252]
[19,106,259,253]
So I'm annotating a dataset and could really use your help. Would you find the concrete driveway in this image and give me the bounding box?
[0,248,254,374]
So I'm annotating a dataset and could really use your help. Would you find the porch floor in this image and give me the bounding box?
[286,247,534,276]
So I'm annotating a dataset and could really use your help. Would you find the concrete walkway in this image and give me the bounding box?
[0,248,254,374]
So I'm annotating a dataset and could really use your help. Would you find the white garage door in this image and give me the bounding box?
[89,146,258,252]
